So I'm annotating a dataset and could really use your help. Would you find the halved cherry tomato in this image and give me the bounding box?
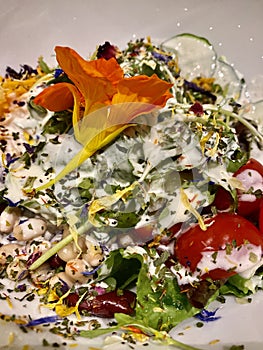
[211,186,233,212]
[174,212,263,280]
[233,158,263,218]
[259,199,263,235]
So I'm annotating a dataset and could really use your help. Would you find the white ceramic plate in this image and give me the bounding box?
[0,1,263,349]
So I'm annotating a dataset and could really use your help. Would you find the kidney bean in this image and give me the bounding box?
[65,290,136,318]
[48,254,66,269]
[65,292,79,306]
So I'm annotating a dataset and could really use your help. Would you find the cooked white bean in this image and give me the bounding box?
[65,258,91,284]
[30,262,55,284]
[0,208,21,234]
[13,218,47,241]
[57,242,77,262]
[82,252,103,267]
[48,272,74,289]
[6,258,28,281]
[83,238,103,266]
[0,243,23,265]
[85,237,102,253]
[58,234,87,262]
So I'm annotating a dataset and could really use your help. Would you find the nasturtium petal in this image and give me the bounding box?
[34,82,75,112]
[113,74,173,106]
[55,47,123,114]
[34,46,174,192]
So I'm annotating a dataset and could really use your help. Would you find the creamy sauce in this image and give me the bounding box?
[236,169,263,202]
[172,243,262,285]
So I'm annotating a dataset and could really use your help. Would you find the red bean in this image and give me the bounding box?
[48,254,66,269]
[65,292,79,306]
[65,290,136,318]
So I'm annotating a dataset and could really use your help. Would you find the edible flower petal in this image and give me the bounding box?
[88,181,139,226]
[97,41,119,60]
[34,46,173,191]
[55,46,123,115]
[25,315,60,327]
[0,67,45,114]
[195,308,221,322]
[34,82,75,111]
[113,74,173,107]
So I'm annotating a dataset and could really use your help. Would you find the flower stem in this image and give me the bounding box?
[29,221,93,270]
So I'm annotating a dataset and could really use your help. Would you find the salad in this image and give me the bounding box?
[0,33,263,349]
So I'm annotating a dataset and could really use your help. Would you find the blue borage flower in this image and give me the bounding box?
[195,308,221,322]
[7,235,17,241]
[54,68,64,78]
[23,142,35,154]
[3,197,21,207]
[24,315,60,327]
[58,277,70,294]
[5,153,19,167]
[151,50,173,63]
[82,264,101,276]
[17,269,28,281]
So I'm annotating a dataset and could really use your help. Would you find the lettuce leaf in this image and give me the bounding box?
[96,248,142,289]
[135,259,198,331]
[219,274,253,297]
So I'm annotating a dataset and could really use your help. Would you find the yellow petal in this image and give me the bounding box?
[88,181,139,226]
[200,130,214,154]
[180,188,207,231]
[36,146,94,191]
[55,304,77,317]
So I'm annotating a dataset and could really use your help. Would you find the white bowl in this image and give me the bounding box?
[0,1,263,349]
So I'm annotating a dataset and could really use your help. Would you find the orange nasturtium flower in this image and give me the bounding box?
[34,46,173,191]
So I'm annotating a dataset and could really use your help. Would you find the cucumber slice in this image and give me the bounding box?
[161,33,217,79]
[240,100,263,161]
[213,58,244,104]
[247,75,263,102]
[240,99,263,125]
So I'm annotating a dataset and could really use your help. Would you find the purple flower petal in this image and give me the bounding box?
[195,308,221,322]
[97,41,118,60]
[24,315,60,327]
[26,251,42,267]
[3,197,21,207]
[54,68,64,78]
[82,265,101,276]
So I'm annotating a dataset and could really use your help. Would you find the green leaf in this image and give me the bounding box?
[99,210,141,228]
[96,249,142,289]
[81,313,204,350]
[42,110,73,135]
[80,324,120,338]
[78,178,93,200]
[219,274,251,297]
[28,97,47,118]
[135,261,198,331]
[38,56,53,74]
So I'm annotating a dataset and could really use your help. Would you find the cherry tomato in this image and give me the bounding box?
[259,199,263,235]
[234,158,263,218]
[211,186,233,212]
[174,212,263,280]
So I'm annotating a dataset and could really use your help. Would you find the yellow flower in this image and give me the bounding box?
[34,46,173,191]
[0,66,46,114]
